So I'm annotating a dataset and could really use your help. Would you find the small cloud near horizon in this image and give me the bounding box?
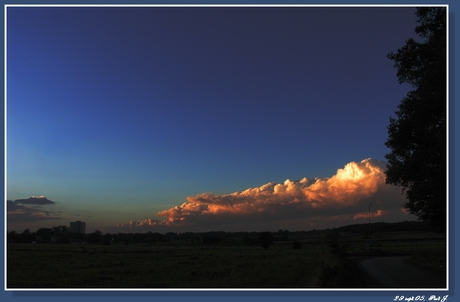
[113,158,413,232]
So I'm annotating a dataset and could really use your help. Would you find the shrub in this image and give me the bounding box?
[258,232,274,249]
[292,240,302,249]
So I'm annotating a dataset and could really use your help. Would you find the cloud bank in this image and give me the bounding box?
[114,158,412,232]
[13,196,56,205]
[7,196,61,224]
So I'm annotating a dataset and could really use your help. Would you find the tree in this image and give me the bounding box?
[85,230,103,244]
[36,228,52,243]
[52,225,69,237]
[20,228,34,243]
[292,240,303,249]
[258,231,274,249]
[385,7,447,232]
[7,231,19,243]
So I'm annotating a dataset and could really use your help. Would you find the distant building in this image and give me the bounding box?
[70,221,86,234]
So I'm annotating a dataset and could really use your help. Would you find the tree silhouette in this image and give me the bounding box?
[85,230,103,244]
[385,7,447,232]
[20,228,33,243]
[258,231,274,249]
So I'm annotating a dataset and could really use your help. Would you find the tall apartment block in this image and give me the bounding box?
[70,221,86,234]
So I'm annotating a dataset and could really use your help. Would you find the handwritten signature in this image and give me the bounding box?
[394,296,448,302]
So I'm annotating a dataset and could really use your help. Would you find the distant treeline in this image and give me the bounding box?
[325,220,435,234]
[7,220,435,246]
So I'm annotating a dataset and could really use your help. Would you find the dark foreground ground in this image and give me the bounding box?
[7,229,446,289]
[6,244,325,288]
[357,256,446,288]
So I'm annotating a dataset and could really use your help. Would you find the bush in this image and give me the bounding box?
[258,232,274,249]
[292,240,302,249]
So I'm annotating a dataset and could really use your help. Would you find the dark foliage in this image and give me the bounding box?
[385,7,447,232]
[258,231,274,249]
[327,232,348,257]
[85,230,103,244]
[316,259,365,288]
[292,240,303,249]
[7,221,436,246]
[202,237,223,245]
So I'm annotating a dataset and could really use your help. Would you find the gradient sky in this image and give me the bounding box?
[6,5,422,233]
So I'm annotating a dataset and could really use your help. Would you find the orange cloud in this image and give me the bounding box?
[114,158,411,232]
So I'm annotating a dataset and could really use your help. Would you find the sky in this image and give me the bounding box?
[5,5,423,234]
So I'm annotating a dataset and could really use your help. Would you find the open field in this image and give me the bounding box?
[6,230,446,289]
[7,244,324,288]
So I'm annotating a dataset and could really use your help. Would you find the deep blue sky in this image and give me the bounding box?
[6,6,421,232]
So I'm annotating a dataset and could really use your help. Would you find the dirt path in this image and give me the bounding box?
[359,256,446,289]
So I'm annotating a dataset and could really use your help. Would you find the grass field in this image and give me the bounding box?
[7,244,326,288]
[6,230,446,289]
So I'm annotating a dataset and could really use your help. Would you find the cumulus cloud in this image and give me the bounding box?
[7,196,61,224]
[114,158,412,232]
